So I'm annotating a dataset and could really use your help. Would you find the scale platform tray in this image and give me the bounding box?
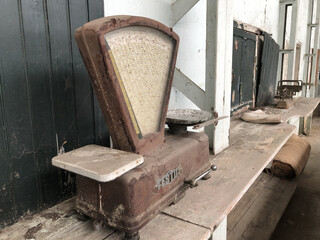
[52,145,144,182]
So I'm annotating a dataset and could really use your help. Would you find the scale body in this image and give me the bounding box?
[53,16,211,238]
[76,132,209,234]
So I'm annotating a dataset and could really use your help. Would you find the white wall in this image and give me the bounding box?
[233,0,280,40]
[104,0,172,26]
[296,0,310,80]
[233,0,313,87]
[170,0,206,110]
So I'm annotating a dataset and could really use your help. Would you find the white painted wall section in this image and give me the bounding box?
[232,0,280,40]
[170,0,205,110]
[104,0,172,26]
[296,0,310,80]
[171,0,233,153]
[173,0,206,90]
[206,0,233,154]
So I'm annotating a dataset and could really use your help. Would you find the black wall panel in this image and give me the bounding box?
[0,0,106,226]
[0,0,39,220]
[231,27,256,110]
[256,32,280,106]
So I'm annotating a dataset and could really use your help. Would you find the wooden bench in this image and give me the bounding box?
[1,97,319,240]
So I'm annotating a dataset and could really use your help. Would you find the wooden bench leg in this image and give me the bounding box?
[299,117,305,135]
[304,114,312,136]
[299,114,313,136]
[211,217,227,240]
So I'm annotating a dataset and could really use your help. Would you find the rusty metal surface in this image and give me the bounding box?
[76,131,210,234]
[276,80,303,99]
[74,16,179,155]
[166,109,212,125]
[73,15,211,236]
[166,109,212,135]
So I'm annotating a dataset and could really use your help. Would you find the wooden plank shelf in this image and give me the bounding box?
[162,121,296,232]
[264,97,320,122]
[227,172,298,240]
[1,98,319,240]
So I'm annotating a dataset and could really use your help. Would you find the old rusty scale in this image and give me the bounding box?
[52,16,216,240]
[276,80,303,109]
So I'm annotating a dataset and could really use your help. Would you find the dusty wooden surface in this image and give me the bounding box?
[265,97,320,122]
[227,172,298,240]
[0,198,113,240]
[3,121,294,240]
[163,121,295,231]
[1,97,319,240]
[0,198,210,240]
[162,98,319,232]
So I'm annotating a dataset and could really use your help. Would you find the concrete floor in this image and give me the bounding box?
[271,117,320,240]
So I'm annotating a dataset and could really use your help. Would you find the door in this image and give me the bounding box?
[231,27,257,111]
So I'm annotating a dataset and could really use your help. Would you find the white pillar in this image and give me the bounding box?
[205,0,233,154]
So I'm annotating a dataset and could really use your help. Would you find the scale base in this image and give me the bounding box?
[276,99,294,109]
[75,132,210,235]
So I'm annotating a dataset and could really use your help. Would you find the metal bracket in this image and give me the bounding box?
[184,165,217,188]
[192,116,228,129]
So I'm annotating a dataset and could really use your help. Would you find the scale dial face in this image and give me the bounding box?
[75,16,179,153]
[105,26,175,137]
